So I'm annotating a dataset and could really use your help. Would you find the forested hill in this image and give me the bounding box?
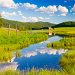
[1,18,54,30]
[1,18,75,30]
[52,21,75,28]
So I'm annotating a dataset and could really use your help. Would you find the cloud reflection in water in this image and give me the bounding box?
[24,48,68,58]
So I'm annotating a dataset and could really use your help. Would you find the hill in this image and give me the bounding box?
[1,18,75,30]
[1,18,54,30]
[52,21,75,28]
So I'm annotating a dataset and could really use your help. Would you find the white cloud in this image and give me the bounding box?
[58,5,68,13]
[58,5,68,16]
[36,5,57,15]
[1,11,16,17]
[23,16,50,22]
[36,6,47,13]
[0,0,18,8]
[0,1,37,9]
[23,3,37,9]
[18,11,23,16]
[61,13,66,16]
[71,4,75,12]
[38,17,50,20]
[29,17,39,22]
[36,5,68,16]
[18,12,50,22]
[47,6,57,14]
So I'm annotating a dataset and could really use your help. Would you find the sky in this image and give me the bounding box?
[0,0,75,24]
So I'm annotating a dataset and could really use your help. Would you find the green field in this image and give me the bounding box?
[53,27,75,35]
[0,28,48,62]
[0,27,75,75]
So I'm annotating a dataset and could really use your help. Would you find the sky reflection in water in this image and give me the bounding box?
[14,36,67,70]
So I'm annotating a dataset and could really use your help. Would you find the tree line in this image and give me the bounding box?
[1,18,54,31]
[52,21,75,28]
[0,17,75,30]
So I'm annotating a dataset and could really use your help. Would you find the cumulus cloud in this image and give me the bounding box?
[0,1,37,9]
[0,0,18,8]
[17,11,50,22]
[58,5,68,16]
[18,11,23,16]
[1,11,16,17]
[71,4,75,12]
[21,16,50,22]
[36,6,47,13]
[36,5,68,16]
[36,5,57,15]
[23,3,37,9]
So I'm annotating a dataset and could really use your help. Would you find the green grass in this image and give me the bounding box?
[0,27,75,75]
[47,27,75,75]
[46,37,75,75]
[53,27,75,35]
[0,69,68,75]
[47,37,75,50]
[60,50,75,75]
[0,28,48,62]
[0,70,20,75]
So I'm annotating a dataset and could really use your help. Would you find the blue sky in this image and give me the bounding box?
[0,0,75,24]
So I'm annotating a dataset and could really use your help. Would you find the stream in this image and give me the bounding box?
[0,36,68,71]
[14,36,67,70]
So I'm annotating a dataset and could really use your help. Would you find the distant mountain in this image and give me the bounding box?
[1,18,54,30]
[52,21,75,28]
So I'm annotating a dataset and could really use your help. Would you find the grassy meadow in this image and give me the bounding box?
[0,28,48,62]
[0,27,75,75]
[53,27,75,36]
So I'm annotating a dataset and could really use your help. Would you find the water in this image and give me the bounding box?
[14,36,65,70]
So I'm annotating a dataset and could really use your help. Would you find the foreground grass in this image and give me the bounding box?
[0,69,68,75]
[0,28,48,62]
[0,70,20,75]
[60,50,75,75]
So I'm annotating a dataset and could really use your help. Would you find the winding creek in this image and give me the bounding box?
[0,36,68,71]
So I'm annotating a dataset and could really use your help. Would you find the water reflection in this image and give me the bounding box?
[25,51,37,58]
[24,48,68,58]
[14,36,66,70]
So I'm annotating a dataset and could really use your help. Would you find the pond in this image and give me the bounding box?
[13,36,67,70]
